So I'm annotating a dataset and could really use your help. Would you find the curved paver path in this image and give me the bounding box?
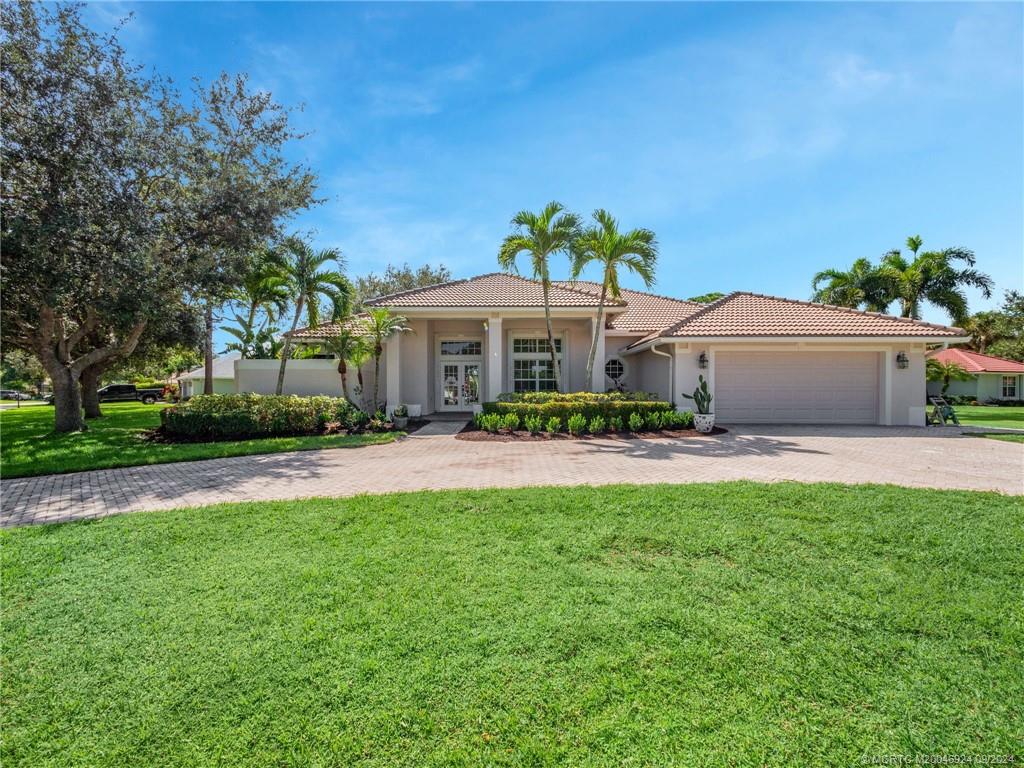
[2,426,1022,527]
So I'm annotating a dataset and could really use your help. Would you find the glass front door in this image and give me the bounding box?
[441,363,480,410]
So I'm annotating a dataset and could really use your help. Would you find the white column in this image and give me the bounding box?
[591,316,606,392]
[486,316,503,401]
[385,336,401,416]
[881,349,892,425]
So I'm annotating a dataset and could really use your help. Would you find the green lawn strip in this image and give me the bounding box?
[0,402,396,479]
[2,483,1021,767]
[969,433,1024,443]
[952,405,1024,429]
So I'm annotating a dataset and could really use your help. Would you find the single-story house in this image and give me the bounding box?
[926,348,1024,402]
[175,352,240,398]
[261,273,968,426]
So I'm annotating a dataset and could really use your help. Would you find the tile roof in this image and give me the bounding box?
[285,313,370,340]
[179,352,240,380]
[926,347,1024,373]
[552,281,704,332]
[629,292,967,346]
[363,272,624,308]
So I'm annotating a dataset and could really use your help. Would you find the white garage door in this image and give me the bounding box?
[715,352,879,424]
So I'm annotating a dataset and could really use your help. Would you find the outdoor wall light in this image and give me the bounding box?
[698,352,709,369]
[896,352,909,369]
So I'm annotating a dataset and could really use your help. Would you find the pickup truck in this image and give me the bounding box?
[96,384,164,405]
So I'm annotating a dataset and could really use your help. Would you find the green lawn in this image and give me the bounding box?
[0,402,396,479]
[953,405,1024,429]
[3,483,1021,766]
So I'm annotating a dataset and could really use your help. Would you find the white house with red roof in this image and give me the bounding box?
[237,273,971,426]
[926,348,1024,402]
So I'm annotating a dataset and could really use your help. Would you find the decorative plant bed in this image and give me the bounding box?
[456,423,728,442]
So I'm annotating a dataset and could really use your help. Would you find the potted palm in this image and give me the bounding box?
[682,375,715,433]
[391,404,409,429]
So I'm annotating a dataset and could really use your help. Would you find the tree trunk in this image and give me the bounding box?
[276,294,304,395]
[338,359,355,407]
[356,366,365,411]
[50,367,85,433]
[80,364,104,419]
[204,302,215,395]
[541,279,561,391]
[372,344,382,413]
[584,282,608,392]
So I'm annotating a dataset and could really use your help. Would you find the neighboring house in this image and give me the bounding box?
[256,273,967,426]
[926,348,1024,402]
[175,352,240,398]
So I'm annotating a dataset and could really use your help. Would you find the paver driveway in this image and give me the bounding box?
[1,426,1021,527]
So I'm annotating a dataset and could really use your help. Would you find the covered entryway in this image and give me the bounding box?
[715,351,879,424]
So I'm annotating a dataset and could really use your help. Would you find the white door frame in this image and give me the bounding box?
[435,336,483,411]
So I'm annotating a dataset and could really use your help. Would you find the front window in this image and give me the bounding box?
[511,336,562,392]
[1002,376,1017,398]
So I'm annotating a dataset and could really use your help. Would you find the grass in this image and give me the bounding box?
[3,483,1021,767]
[952,405,1024,429]
[0,402,397,479]
[971,433,1024,443]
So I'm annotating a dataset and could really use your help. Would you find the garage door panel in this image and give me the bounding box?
[716,352,879,424]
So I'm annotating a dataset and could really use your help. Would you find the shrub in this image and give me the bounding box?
[545,416,562,434]
[502,412,521,432]
[628,412,645,432]
[662,410,694,429]
[588,415,606,434]
[160,394,360,440]
[645,411,663,430]
[495,391,662,404]
[478,413,503,433]
[483,392,672,425]
[567,413,587,436]
[609,415,624,432]
[524,414,543,435]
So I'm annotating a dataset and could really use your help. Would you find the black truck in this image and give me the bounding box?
[96,383,163,405]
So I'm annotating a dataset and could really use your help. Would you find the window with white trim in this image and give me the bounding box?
[1002,376,1017,398]
[511,336,562,392]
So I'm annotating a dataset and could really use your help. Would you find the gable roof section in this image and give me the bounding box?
[553,281,704,332]
[180,352,240,380]
[629,292,967,346]
[926,347,1024,373]
[363,272,624,308]
[286,313,369,341]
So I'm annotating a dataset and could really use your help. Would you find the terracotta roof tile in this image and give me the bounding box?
[926,347,1024,373]
[286,313,370,340]
[553,281,703,332]
[363,272,623,308]
[630,292,967,346]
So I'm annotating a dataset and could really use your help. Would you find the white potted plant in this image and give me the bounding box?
[391,404,409,429]
[682,375,715,433]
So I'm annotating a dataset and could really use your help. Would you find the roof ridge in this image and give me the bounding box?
[651,291,741,337]
[362,274,498,306]
[540,276,627,304]
[729,291,967,334]
[553,280,702,308]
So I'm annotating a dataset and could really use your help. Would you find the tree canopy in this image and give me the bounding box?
[354,263,451,308]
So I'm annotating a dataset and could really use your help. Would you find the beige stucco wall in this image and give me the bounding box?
[235,358,378,409]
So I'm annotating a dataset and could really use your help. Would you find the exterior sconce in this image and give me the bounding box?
[896,352,909,369]
[698,352,709,369]
[482,320,489,331]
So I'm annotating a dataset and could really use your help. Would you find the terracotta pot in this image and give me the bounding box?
[694,413,715,433]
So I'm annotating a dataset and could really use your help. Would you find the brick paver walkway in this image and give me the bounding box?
[2,426,1021,527]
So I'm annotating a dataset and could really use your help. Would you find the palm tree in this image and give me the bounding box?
[223,313,282,359]
[926,357,973,395]
[321,327,371,408]
[275,238,352,395]
[962,311,1006,354]
[877,236,993,324]
[347,342,373,412]
[235,248,289,331]
[363,307,412,412]
[571,209,658,391]
[811,258,890,312]
[498,202,581,391]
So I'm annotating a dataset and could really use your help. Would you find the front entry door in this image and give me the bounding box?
[440,362,481,411]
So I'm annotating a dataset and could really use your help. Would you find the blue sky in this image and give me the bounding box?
[85,1,1022,339]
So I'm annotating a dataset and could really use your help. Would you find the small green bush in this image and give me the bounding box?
[567,413,587,436]
[495,391,661,404]
[609,415,624,432]
[524,414,543,435]
[545,416,562,434]
[483,392,672,425]
[502,412,521,432]
[478,413,503,433]
[160,394,363,440]
[588,415,606,434]
[646,411,663,430]
[628,412,645,432]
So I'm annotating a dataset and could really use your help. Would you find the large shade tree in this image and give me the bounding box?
[274,239,351,395]
[498,202,581,391]
[0,2,316,431]
[571,209,658,391]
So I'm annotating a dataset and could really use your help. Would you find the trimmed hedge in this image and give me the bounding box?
[482,396,674,423]
[160,394,362,440]
[495,391,661,404]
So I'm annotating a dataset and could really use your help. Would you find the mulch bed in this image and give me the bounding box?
[455,424,728,442]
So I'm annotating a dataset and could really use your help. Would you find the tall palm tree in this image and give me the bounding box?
[275,238,352,395]
[811,258,890,312]
[363,307,412,412]
[235,248,290,331]
[571,209,658,390]
[223,313,282,359]
[321,327,371,408]
[877,236,993,324]
[926,357,973,395]
[347,342,373,412]
[498,201,581,391]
